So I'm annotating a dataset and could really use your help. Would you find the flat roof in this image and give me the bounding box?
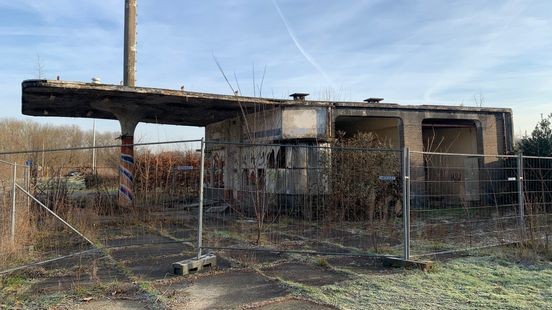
[21,79,512,126]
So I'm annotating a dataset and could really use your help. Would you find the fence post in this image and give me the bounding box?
[402,147,410,260]
[197,138,206,259]
[517,153,525,239]
[10,164,17,244]
[25,164,31,208]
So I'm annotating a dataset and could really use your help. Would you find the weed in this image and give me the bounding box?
[3,274,27,289]
[316,257,329,268]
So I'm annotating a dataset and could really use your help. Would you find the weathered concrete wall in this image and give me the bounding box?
[205,117,243,200]
[243,108,282,141]
[205,106,330,144]
[281,107,328,140]
[332,107,512,155]
[205,104,513,202]
[205,117,243,142]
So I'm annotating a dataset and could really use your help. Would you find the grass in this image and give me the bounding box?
[0,274,32,307]
[0,276,140,309]
[293,254,552,310]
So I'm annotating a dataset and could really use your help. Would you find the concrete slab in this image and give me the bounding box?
[177,270,288,309]
[109,242,191,262]
[258,299,336,310]
[125,255,182,280]
[75,300,147,310]
[22,80,511,129]
[32,257,128,293]
[326,255,382,270]
[324,255,407,276]
[21,80,287,126]
[262,262,348,286]
[304,241,353,254]
[104,234,176,248]
[169,229,195,240]
[220,249,288,266]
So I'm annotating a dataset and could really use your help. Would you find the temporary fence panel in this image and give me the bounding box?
[409,151,523,256]
[3,137,551,277]
[200,141,404,258]
[0,160,32,271]
[0,140,201,278]
[522,156,552,244]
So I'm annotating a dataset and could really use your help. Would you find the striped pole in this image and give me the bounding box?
[115,114,139,208]
[119,135,134,207]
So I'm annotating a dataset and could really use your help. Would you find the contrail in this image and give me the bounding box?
[272,0,334,86]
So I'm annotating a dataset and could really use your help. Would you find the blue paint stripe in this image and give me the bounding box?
[121,154,134,164]
[119,185,133,201]
[253,128,282,139]
[120,167,134,182]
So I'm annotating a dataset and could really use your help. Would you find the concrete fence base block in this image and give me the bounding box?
[173,254,217,275]
[382,257,433,271]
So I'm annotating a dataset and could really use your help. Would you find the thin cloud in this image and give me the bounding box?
[271,0,334,87]
[423,0,529,102]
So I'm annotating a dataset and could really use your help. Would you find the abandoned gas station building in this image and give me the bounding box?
[22,80,513,155]
[204,93,513,153]
[21,80,514,205]
[203,93,513,204]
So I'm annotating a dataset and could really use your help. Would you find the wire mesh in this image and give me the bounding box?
[409,151,526,256]
[521,156,552,245]
[2,138,551,279]
[0,161,33,270]
[201,141,404,258]
[0,140,201,280]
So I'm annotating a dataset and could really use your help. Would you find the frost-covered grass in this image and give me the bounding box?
[294,255,552,310]
[2,242,550,309]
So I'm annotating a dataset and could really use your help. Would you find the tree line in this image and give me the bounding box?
[0,119,119,174]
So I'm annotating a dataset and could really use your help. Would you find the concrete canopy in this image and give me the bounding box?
[21,79,512,127]
[21,80,292,127]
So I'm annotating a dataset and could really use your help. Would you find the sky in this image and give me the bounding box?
[1,0,551,142]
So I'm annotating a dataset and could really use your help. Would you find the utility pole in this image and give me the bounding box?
[124,0,137,87]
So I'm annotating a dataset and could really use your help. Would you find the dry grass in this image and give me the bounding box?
[0,192,40,270]
[0,149,201,272]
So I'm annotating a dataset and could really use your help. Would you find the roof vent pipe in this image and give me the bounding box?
[290,93,309,101]
[364,97,384,103]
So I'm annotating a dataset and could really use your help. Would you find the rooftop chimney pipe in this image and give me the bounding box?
[290,93,309,101]
[364,97,384,103]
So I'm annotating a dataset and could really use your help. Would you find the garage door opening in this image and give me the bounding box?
[334,116,401,148]
[422,119,479,154]
[421,119,481,204]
